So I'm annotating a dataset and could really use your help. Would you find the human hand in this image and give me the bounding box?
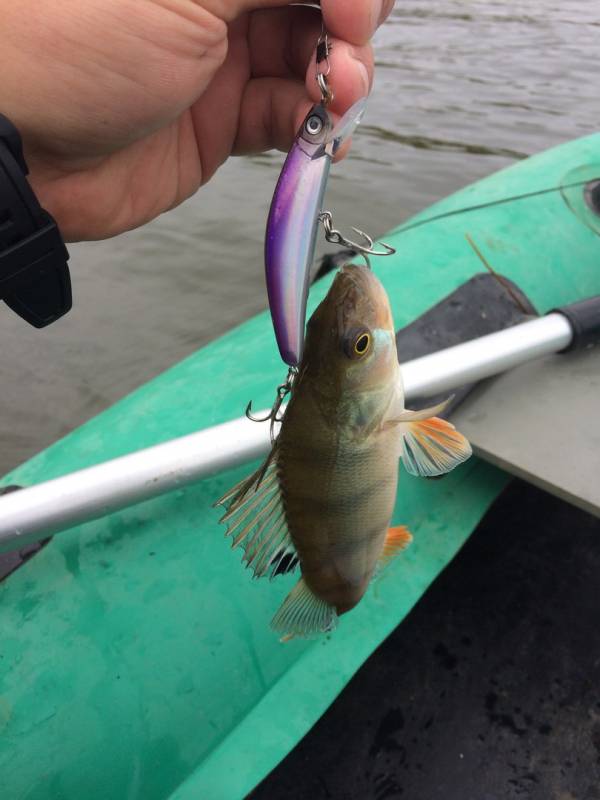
[2,0,393,241]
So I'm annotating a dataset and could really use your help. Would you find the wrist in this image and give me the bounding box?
[0,113,71,327]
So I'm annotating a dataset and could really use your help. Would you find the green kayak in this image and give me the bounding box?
[1,133,600,800]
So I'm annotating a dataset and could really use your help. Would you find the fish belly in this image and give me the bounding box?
[279,415,399,615]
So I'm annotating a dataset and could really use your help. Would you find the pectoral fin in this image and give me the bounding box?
[399,414,472,477]
[394,398,451,422]
[382,397,450,431]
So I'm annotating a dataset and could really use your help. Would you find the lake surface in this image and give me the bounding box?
[1,1,597,475]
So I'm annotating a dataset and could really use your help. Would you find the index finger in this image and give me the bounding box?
[228,0,394,45]
[321,0,395,45]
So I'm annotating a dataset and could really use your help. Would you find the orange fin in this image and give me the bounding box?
[401,416,472,478]
[380,525,413,567]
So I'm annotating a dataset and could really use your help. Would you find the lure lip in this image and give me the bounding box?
[265,97,369,367]
[326,96,368,155]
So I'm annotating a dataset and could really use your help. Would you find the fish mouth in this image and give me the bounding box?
[339,262,374,281]
[331,264,394,332]
[337,263,384,295]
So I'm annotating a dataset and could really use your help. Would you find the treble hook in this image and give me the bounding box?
[245,403,272,424]
[318,211,396,258]
[245,367,297,444]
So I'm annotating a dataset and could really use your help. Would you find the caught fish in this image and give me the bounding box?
[265,98,367,367]
[216,264,472,639]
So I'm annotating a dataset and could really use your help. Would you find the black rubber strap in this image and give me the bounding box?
[0,114,71,327]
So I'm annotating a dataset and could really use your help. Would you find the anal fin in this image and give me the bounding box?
[376,525,413,573]
[382,524,412,560]
[271,577,337,641]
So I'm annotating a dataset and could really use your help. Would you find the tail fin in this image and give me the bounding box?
[271,577,337,641]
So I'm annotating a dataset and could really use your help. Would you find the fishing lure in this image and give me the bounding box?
[264,24,394,368]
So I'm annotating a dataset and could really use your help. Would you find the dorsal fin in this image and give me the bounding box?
[214,447,298,580]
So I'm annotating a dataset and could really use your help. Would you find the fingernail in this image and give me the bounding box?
[370,0,384,32]
[352,56,371,96]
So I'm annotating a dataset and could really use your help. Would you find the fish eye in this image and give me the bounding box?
[305,115,323,136]
[342,328,372,359]
[354,332,371,356]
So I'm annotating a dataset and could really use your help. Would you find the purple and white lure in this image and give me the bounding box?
[264,98,368,366]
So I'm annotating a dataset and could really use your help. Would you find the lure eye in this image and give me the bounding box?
[305,115,324,136]
[343,328,372,359]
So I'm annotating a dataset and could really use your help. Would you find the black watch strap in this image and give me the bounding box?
[0,114,71,327]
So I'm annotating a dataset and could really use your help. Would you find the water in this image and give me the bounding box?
[1,1,597,475]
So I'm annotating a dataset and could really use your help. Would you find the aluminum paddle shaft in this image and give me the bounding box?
[0,313,574,551]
